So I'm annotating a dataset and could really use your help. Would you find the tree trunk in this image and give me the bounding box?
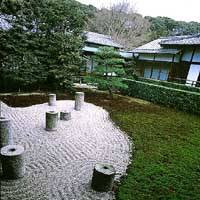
[108,87,113,100]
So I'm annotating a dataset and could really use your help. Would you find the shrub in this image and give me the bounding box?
[0,0,88,92]
[84,47,127,99]
[137,77,200,93]
[123,79,200,115]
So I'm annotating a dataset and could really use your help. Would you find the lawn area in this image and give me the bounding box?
[85,91,200,200]
[1,90,200,200]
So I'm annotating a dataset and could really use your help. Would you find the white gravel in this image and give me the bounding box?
[0,101,131,200]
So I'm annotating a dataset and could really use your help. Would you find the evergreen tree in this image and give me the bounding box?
[85,47,127,98]
[0,0,88,91]
[146,16,200,39]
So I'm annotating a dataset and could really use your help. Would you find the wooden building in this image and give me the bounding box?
[132,34,200,86]
[82,32,132,73]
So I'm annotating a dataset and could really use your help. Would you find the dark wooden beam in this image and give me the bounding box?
[190,47,196,65]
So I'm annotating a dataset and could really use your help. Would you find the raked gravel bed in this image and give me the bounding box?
[0,100,131,200]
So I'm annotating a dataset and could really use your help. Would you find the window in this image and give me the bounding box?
[144,67,152,78]
[151,68,160,79]
[192,48,200,62]
[143,66,169,81]
[182,48,193,61]
[159,68,169,81]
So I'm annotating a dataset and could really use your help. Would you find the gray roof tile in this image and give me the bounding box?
[132,34,200,54]
[131,38,179,54]
[85,31,123,48]
[160,34,200,45]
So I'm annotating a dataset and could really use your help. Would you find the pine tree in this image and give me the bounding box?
[85,47,127,98]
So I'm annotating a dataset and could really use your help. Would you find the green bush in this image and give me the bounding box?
[124,79,200,115]
[138,77,200,93]
[0,0,88,92]
[84,47,127,98]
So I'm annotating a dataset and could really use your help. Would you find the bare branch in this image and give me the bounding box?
[86,1,150,50]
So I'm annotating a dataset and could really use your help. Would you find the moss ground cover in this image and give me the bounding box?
[85,91,200,200]
[1,90,199,200]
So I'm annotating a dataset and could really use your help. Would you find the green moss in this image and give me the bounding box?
[1,91,199,199]
[111,104,200,200]
[83,90,200,199]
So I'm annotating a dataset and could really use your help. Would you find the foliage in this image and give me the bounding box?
[85,47,127,98]
[86,1,150,50]
[137,77,200,93]
[146,16,200,39]
[85,3,200,49]
[1,91,200,199]
[110,98,200,200]
[124,59,137,78]
[83,90,200,200]
[124,79,200,115]
[0,0,89,92]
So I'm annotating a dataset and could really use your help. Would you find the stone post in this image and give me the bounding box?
[0,117,12,148]
[60,111,71,121]
[91,163,116,192]
[48,94,56,106]
[46,111,58,131]
[1,145,25,179]
[74,92,84,111]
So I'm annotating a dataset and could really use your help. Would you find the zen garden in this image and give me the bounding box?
[0,0,200,200]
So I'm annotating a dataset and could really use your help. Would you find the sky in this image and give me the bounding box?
[77,0,200,22]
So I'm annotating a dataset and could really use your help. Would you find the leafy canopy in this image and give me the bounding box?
[0,0,89,91]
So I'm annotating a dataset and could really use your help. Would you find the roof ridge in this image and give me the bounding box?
[85,31,123,48]
[86,31,112,39]
[160,34,200,44]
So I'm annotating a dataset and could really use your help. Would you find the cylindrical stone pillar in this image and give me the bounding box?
[91,163,116,192]
[46,111,58,131]
[1,145,25,179]
[74,92,84,111]
[48,94,56,106]
[0,117,12,148]
[60,111,71,121]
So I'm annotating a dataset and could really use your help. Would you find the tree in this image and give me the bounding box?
[146,16,200,39]
[85,47,127,99]
[86,1,150,50]
[0,0,89,92]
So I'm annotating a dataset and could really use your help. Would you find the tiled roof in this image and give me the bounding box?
[160,34,200,45]
[131,34,200,54]
[131,38,180,54]
[132,39,163,52]
[85,31,123,48]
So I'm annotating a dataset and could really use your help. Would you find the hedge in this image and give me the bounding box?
[137,77,200,93]
[123,79,200,115]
